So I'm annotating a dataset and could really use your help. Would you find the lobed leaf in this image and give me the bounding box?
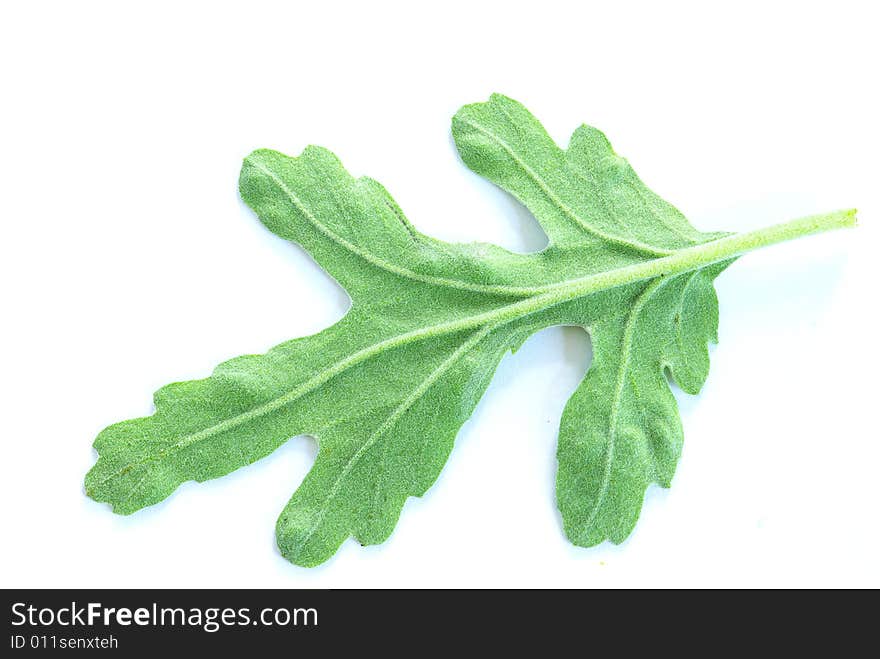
[85,94,854,566]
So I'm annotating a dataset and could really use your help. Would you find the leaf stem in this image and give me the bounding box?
[478,209,857,326]
[534,209,857,298]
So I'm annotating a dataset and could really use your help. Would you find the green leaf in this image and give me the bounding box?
[85,94,856,567]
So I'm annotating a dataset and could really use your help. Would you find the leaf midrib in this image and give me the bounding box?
[94,210,851,494]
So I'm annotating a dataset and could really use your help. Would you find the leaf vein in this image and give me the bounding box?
[293,325,496,552]
[455,117,675,257]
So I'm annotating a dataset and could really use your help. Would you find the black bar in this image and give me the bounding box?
[1,589,872,652]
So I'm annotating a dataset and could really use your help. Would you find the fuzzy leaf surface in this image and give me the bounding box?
[85,94,854,566]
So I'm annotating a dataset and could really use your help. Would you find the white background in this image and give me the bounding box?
[1,1,878,588]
